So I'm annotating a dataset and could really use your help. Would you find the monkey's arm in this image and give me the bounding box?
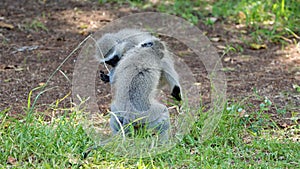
[100,68,116,84]
[161,55,182,101]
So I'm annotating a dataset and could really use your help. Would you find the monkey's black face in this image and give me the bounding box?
[105,55,120,67]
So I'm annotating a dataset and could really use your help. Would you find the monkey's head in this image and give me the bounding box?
[139,39,166,59]
[96,33,120,63]
[98,29,157,67]
[101,40,135,67]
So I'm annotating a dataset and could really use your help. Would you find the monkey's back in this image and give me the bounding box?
[111,46,164,123]
[115,29,153,44]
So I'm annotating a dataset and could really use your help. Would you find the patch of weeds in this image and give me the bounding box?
[24,19,48,32]
[234,43,244,53]
[222,44,239,57]
[276,108,287,115]
[154,99,299,168]
[293,84,300,93]
[290,112,300,125]
[103,0,299,44]
[156,1,204,25]
[203,17,216,26]
[0,109,94,168]
[239,97,278,136]
[1,96,299,167]
[211,0,300,44]
[99,0,205,25]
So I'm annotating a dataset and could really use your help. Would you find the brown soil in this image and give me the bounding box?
[0,0,299,128]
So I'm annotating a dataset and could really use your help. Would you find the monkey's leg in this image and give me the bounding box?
[109,114,122,134]
[161,56,182,101]
[108,68,116,84]
[109,105,125,134]
[109,104,134,136]
[147,106,170,142]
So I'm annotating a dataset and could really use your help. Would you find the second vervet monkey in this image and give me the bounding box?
[109,39,171,140]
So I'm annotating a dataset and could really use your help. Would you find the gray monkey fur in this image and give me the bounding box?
[95,29,156,84]
[95,29,182,140]
[95,29,182,100]
[83,30,182,157]
[109,39,170,140]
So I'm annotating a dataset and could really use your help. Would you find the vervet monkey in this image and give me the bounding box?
[84,30,182,157]
[95,29,182,101]
[109,39,172,140]
[95,29,154,83]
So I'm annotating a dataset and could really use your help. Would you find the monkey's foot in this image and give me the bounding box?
[100,70,110,83]
[171,85,181,101]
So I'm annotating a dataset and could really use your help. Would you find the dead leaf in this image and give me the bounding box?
[224,57,231,62]
[216,45,226,49]
[79,30,88,36]
[240,30,247,34]
[4,78,11,82]
[235,55,252,62]
[78,24,88,29]
[1,64,24,71]
[13,45,39,53]
[243,135,252,144]
[0,21,14,29]
[68,157,79,165]
[280,123,288,128]
[250,43,267,50]
[190,148,197,155]
[222,67,235,72]
[178,49,192,57]
[236,24,246,29]
[239,109,246,117]
[39,82,46,86]
[7,156,17,165]
[238,11,246,20]
[208,17,218,23]
[149,0,159,5]
[14,67,24,71]
[204,5,213,12]
[210,37,221,42]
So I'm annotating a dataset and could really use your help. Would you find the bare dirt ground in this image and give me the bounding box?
[0,0,299,128]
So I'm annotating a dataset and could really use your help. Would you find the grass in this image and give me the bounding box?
[1,95,299,168]
[1,0,299,167]
[106,0,299,45]
[24,19,48,32]
[211,0,300,44]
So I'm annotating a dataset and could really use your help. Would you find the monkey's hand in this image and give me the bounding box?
[100,70,110,83]
[171,85,181,101]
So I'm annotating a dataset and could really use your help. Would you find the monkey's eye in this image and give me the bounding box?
[141,42,153,47]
